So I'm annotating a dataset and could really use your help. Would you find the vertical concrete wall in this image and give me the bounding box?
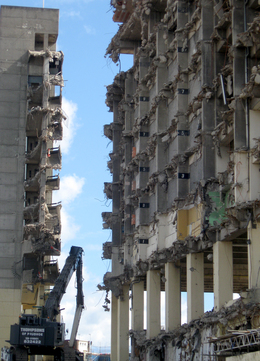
[0,6,60,347]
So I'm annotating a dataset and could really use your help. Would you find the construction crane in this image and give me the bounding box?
[3,246,84,361]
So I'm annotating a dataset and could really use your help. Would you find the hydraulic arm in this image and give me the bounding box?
[7,246,84,361]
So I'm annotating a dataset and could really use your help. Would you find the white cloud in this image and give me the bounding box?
[84,25,96,35]
[57,174,85,205]
[60,97,78,155]
[61,11,82,18]
[60,208,81,243]
[53,174,85,243]
[59,259,111,347]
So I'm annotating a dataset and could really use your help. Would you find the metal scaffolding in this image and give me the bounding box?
[208,329,260,355]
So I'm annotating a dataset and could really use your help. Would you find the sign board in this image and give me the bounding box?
[20,327,45,345]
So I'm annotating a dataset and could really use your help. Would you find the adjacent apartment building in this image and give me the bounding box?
[0,6,63,347]
[102,0,260,360]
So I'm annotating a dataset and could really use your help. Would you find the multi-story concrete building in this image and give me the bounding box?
[102,0,260,360]
[0,6,63,347]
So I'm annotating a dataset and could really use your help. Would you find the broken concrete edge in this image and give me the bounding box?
[128,297,260,357]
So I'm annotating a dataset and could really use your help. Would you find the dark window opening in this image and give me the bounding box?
[35,33,44,51]
[28,75,43,87]
[49,59,61,75]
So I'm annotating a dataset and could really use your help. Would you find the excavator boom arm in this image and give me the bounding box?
[43,246,84,321]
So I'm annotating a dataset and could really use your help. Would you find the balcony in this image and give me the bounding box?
[23,226,61,256]
[46,175,60,191]
[24,169,41,192]
[104,124,113,140]
[22,254,40,284]
[32,237,61,256]
[27,76,43,107]
[102,242,112,260]
[25,140,41,164]
[104,182,113,199]
[47,146,62,170]
[49,95,62,109]
[49,72,64,87]
[48,121,62,140]
[48,108,65,140]
[45,202,62,235]
[26,106,46,137]
[43,259,59,284]
[49,55,62,75]
[102,212,113,229]
[23,201,39,222]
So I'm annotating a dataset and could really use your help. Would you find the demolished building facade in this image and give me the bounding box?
[102,0,260,360]
[0,6,63,347]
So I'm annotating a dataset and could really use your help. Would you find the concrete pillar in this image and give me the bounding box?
[111,294,118,361]
[117,285,129,361]
[248,221,260,289]
[131,281,144,361]
[156,101,168,213]
[165,262,181,331]
[187,253,204,322]
[213,241,233,311]
[132,281,144,330]
[147,269,160,339]
[232,0,247,149]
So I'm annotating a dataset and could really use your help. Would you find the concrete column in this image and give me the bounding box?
[111,293,118,361]
[132,281,144,330]
[187,253,204,322]
[213,241,233,311]
[131,281,144,361]
[112,120,123,246]
[202,101,215,179]
[248,221,260,289]
[156,101,168,213]
[165,262,181,331]
[232,0,246,149]
[147,269,160,339]
[117,285,129,361]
